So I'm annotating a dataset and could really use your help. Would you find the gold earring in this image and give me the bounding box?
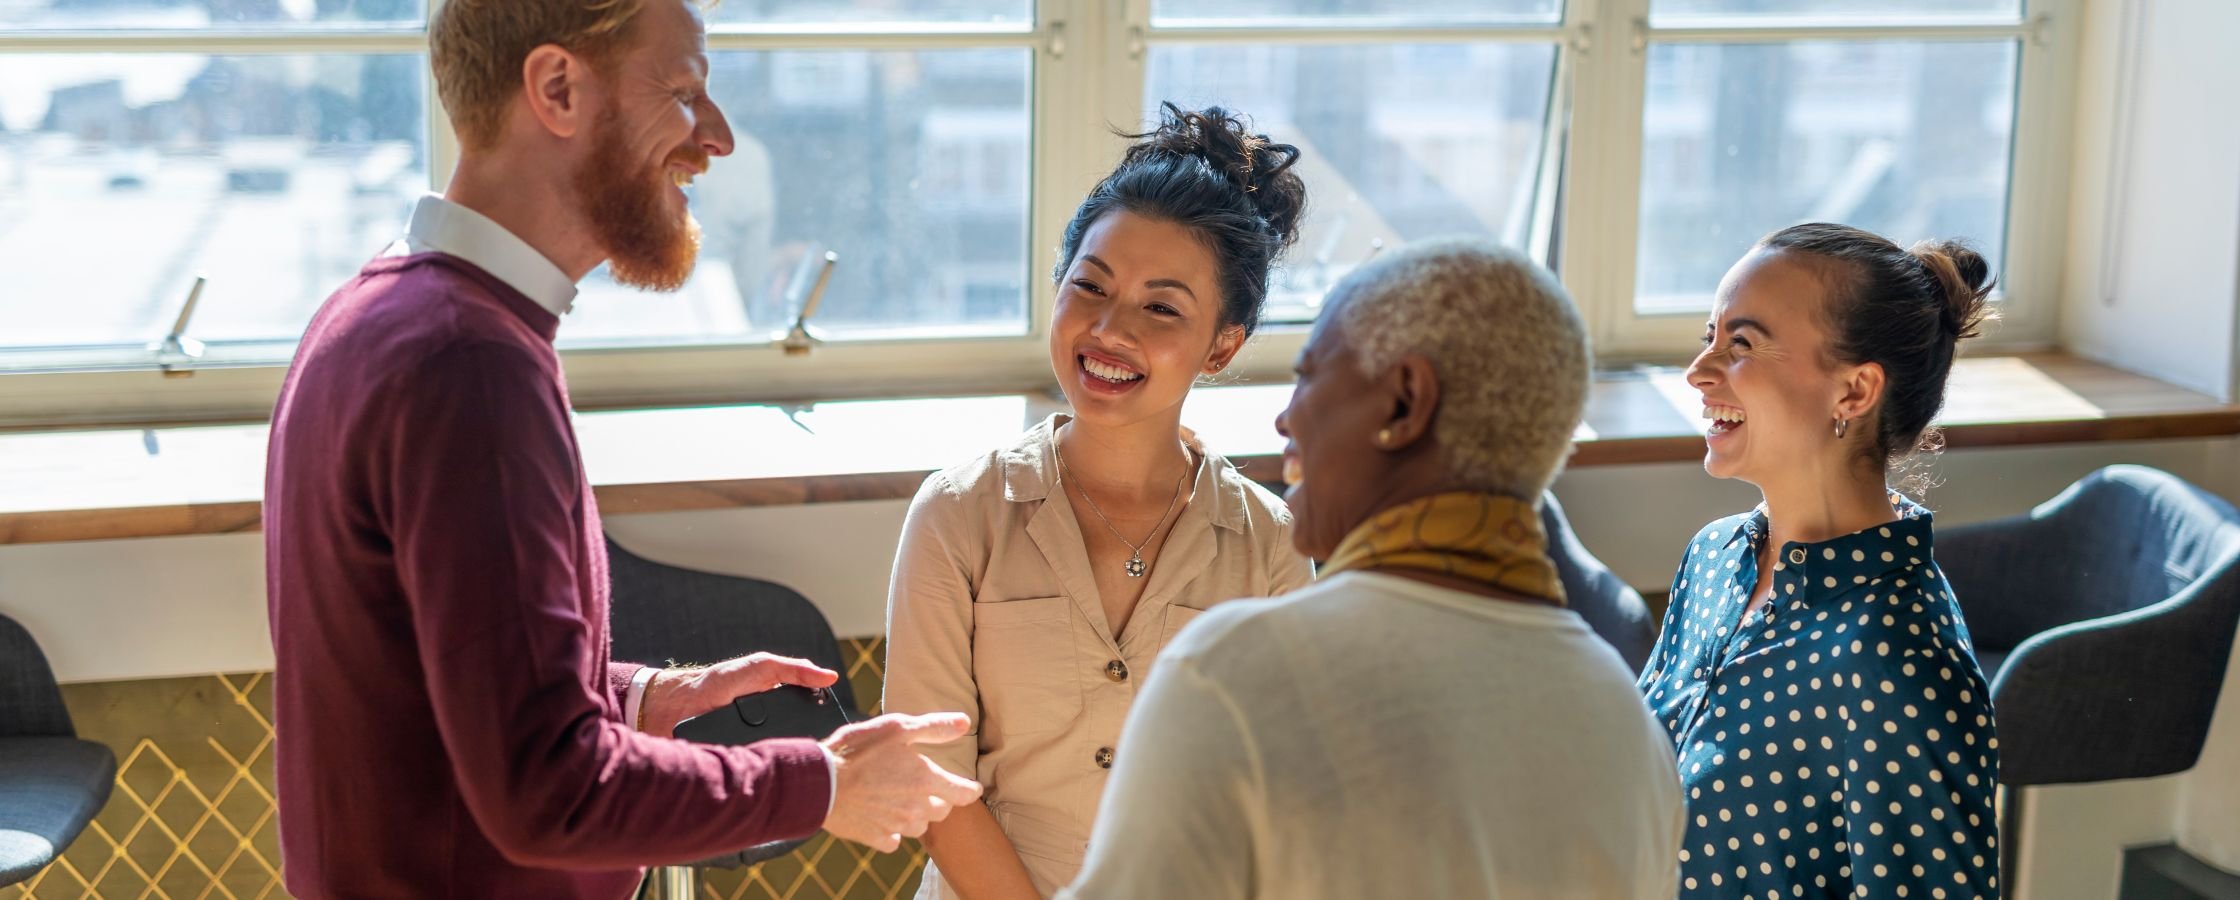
[1376,428,1394,446]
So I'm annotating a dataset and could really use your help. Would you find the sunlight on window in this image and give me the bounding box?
[1148,42,1558,324]
[1633,41,2018,315]
[0,53,426,350]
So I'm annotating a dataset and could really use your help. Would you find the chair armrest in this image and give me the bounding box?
[682,836,812,869]
[1991,559,2240,786]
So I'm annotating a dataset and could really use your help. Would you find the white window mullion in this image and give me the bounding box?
[1525,33,1573,267]
[1994,0,2078,350]
[427,0,456,192]
[1561,0,1656,360]
[1108,0,1150,134]
[1029,0,1117,349]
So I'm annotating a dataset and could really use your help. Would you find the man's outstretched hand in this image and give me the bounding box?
[820,713,982,852]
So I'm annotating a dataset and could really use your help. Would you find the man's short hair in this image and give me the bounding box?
[1330,238,1591,500]
[429,0,648,151]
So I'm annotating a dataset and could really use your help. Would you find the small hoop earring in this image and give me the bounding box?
[1833,418,1851,438]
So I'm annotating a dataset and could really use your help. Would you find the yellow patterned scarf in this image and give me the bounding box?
[1320,492,1566,606]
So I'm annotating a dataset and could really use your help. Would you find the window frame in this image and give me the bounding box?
[0,0,2080,428]
[1564,0,2077,360]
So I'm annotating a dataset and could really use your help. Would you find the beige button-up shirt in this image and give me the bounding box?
[883,415,1314,898]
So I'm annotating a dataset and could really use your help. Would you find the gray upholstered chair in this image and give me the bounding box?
[605,536,858,898]
[1542,492,1661,673]
[1939,465,2240,787]
[1,614,116,886]
[1937,466,2240,890]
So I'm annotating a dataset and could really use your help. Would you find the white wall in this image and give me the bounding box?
[2060,0,2240,401]
[2179,635,2240,875]
[606,498,914,640]
[0,531,268,685]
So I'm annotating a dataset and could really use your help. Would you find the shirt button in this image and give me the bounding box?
[1105,659,1129,682]
[1788,548,1807,565]
[1095,747,1115,769]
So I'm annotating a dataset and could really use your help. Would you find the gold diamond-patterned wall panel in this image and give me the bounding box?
[8,672,282,900]
[7,638,923,900]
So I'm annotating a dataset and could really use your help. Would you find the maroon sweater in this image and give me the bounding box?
[265,253,830,899]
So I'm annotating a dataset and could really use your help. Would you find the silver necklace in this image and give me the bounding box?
[1055,442,1193,578]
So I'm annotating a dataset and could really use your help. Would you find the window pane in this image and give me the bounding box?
[709,0,1029,27]
[564,49,1032,347]
[1153,0,1558,27]
[1634,41,2017,314]
[1651,0,2019,25]
[0,0,420,30]
[0,54,426,356]
[1146,43,1557,323]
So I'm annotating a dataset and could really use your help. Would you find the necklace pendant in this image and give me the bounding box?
[1124,556,1147,578]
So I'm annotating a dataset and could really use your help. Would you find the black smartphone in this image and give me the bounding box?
[672,683,854,747]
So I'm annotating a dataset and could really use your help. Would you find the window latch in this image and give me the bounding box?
[149,273,207,379]
[780,250,838,357]
[1046,20,1067,60]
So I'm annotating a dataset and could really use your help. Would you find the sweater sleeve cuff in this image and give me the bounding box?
[823,745,839,819]
[737,738,838,840]
[624,665,659,732]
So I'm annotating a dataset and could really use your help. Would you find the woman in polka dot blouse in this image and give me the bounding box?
[1639,223,2003,899]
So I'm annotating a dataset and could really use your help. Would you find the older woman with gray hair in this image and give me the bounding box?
[1057,239,1684,900]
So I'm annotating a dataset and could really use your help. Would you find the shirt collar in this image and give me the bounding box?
[1722,497,1938,594]
[389,194,578,318]
[997,413,1249,533]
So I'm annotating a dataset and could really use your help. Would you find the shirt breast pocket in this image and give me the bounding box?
[972,596,1081,736]
[1161,603,1207,648]
[1143,603,1211,684]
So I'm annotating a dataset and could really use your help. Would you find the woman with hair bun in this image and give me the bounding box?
[1640,222,2004,898]
[881,103,1315,900]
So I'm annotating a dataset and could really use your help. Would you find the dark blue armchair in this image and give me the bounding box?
[1,613,116,886]
[604,535,858,898]
[1938,465,2240,787]
[1542,492,1660,673]
[1938,465,2240,893]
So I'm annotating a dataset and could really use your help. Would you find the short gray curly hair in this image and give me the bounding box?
[1326,238,1590,499]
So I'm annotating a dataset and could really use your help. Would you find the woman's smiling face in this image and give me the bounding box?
[1049,210,1241,427]
[1686,248,1852,487]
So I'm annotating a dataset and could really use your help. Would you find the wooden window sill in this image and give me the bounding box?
[3,352,2233,546]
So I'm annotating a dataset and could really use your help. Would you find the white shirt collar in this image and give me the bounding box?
[385,194,577,317]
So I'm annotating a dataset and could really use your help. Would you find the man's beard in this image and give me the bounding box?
[575,106,705,292]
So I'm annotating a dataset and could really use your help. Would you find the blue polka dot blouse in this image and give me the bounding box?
[1639,503,2001,899]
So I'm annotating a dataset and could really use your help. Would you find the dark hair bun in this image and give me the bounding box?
[1058,102,1313,337]
[1126,102,1308,252]
[1907,239,1996,342]
[1757,222,1999,475]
